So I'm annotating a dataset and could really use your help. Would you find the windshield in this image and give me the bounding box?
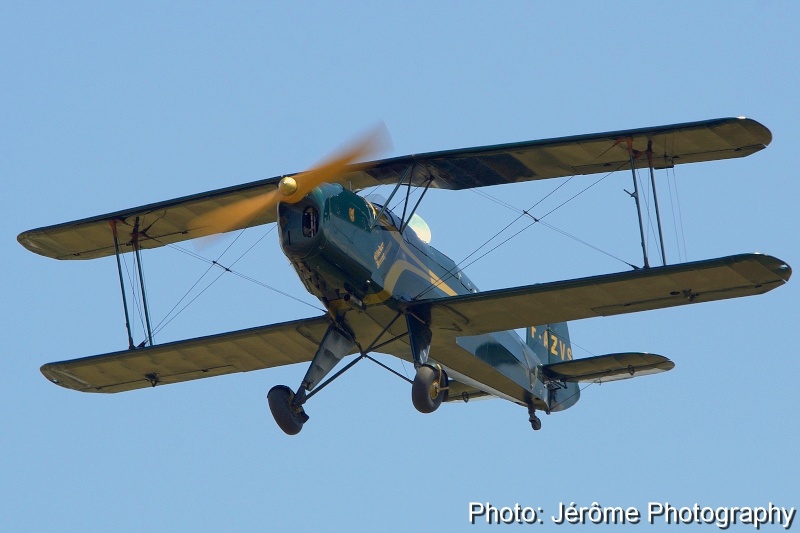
[365,194,431,243]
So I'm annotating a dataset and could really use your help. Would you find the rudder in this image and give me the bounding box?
[526,322,572,365]
[527,322,579,412]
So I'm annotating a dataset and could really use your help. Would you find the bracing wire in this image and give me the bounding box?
[121,252,146,340]
[471,186,636,269]
[414,160,636,300]
[149,230,326,339]
[137,198,328,341]
[666,168,682,263]
[456,175,576,268]
[151,224,277,336]
[671,167,688,260]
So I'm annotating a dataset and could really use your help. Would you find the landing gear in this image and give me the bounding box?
[268,324,355,435]
[412,364,448,414]
[267,385,309,435]
[527,405,542,431]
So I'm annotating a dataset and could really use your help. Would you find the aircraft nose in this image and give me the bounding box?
[278,196,323,259]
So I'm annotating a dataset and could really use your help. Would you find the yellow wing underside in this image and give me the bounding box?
[42,253,789,395]
[19,117,770,260]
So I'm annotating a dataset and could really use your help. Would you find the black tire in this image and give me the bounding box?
[411,364,447,414]
[531,417,542,431]
[267,385,305,435]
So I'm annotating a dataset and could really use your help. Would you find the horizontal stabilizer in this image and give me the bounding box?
[542,352,674,383]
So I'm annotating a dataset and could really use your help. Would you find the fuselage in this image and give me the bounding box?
[277,184,578,411]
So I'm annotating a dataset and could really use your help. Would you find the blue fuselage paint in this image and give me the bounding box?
[278,184,576,410]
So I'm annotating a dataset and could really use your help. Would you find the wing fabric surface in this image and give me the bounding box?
[417,254,790,338]
[41,315,334,393]
[19,117,769,260]
[37,254,789,395]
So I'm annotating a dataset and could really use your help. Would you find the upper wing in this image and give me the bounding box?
[415,254,790,338]
[41,315,333,393]
[19,117,769,260]
[367,116,770,189]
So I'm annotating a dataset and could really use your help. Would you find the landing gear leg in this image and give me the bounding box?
[406,313,449,414]
[268,324,354,435]
[528,405,542,431]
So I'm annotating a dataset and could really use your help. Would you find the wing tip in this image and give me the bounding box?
[40,363,90,392]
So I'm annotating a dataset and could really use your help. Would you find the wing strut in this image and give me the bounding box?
[646,142,668,266]
[368,160,434,234]
[110,220,135,350]
[399,175,434,234]
[371,163,414,230]
[623,137,669,268]
[131,218,155,347]
[625,138,651,268]
[109,218,156,349]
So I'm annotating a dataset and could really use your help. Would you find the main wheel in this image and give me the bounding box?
[267,385,307,435]
[411,364,448,414]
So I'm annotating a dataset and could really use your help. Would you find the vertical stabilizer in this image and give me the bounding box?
[526,322,572,365]
[527,322,579,412]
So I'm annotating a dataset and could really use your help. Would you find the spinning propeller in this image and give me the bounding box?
[194,124,391,236]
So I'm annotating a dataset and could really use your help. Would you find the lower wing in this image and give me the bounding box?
[41,315,333,393]
[416,253,790,338]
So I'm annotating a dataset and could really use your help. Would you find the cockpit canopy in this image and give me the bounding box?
[365,194,432,244]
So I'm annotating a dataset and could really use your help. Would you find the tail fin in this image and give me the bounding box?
[527,322,579,413]
[526,322,573,365]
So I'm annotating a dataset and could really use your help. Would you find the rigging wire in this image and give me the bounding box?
[663,132,687,262]
[414,160,636,300]
[671,166,688,260]
[133,241,155,346]
[456,176,575,268]
[118,210,325,344]
[548,379,600,413]
[126,144,685,345]
[471,185,636,269]
[149,232,326,339]
[666,168,682,263]
[569,339,598,358]
[131,196,327,342]
[151,224,277,336]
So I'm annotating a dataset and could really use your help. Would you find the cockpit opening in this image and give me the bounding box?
[302,206,318,237]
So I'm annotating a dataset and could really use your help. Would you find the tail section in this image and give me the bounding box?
[526,322,573,364]
[527,322,579,412]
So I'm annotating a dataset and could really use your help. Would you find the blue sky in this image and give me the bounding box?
[2,2,798,531]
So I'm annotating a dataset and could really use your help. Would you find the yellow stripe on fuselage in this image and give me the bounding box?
[360,221,459,306]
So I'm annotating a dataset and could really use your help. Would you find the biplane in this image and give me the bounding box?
[18,117,791,435]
